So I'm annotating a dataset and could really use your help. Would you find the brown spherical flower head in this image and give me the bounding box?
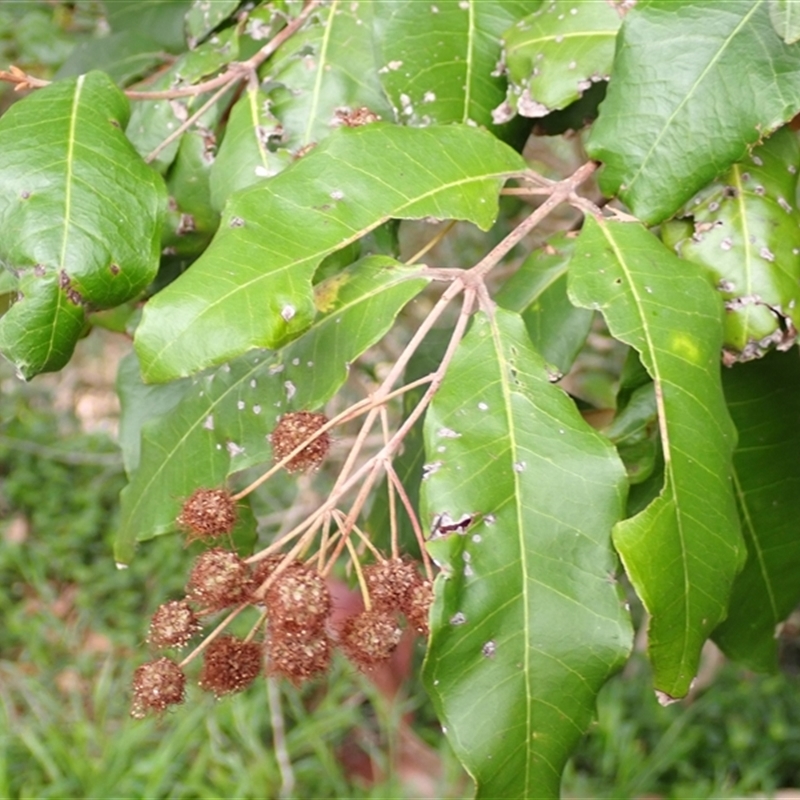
[266,626,332,685]
[187,548,253,611]
[363,558,421,613]
[178,488,237,542]
[147,599,202,649]
[405,579,434,636]
[130,656,186,718]
[266,561,331,633]
[340,609,402,671]
[270,411,330,472]
[250,554,286,602]
[199,634,262,697]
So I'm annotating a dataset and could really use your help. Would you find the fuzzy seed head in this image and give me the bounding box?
[267,627,332,685]
[187,548,253,611]
[147,600,201,649]
[340,610,402,671]
[270,411,330,472]
[405,580,434,636]
[178,488,237,542]
[130,657,186,718]
[199,635,262,697]
[363,559,420,613]
[267,562,331,633]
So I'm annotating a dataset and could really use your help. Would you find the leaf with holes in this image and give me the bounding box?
[569,216,745,700]
[0,71,164,379]
[134,123,526,383]
[661,127,800,360]
[264,0,394,152]
[587,1,800,225]
[497,0,620,120]
[209,86,292,212]
[116,256,428,563]
[422,309,631,800]
[713,350,800,672]
[372,0,530,131]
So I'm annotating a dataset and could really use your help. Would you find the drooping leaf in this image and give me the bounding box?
[569,216,745,700]
[116,256,428,563]
[264,0,394,151]
[495,233,592,375]
[587,0,800,225]
[770,0,800,43]
[134,123,526,383]
[209,86,292,212]
[372,0,531,130]
[422,309,631,800]
[0,71,165,378]
[713,350,800,672]
[661,126,800,360]
[495,0,620,121]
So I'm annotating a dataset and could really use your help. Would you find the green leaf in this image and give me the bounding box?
[134,123,526,383]
[116,256,428,563]
[587,0,800,225]
[104,0,192,52]
[161,127,220,258]
[209,86,292,212]
[186,0,240,47]
[495,233,593,375]
[422,309,631,800]
[661,127,800,360]
[770,0,800,43]
[264,0,394,151]
[0,71,165,378]
[569,216,745,700]
[125,27,240,172]
[373,0,531,129]
[496,0,620,120]
[713,350,800,672]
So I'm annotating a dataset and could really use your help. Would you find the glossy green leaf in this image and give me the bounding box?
[116,256,428,563]
[662,127,800,360]
[569,216,745,699]
[373,0,530,129]
[264,0,394,151]
[495,233,592,375]
[496,0,620,120]
[713,350,800,671]
[770,0,800,43]
[186,0,240,47]
[135,123,526,383]
[587,0,800,225]
[0,71,164,378]
[209,86,292,212]
[422,309,631,800]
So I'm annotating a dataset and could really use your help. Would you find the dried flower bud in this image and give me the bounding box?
[340,610,402,671]
[199,635,262,697]
[405,580,434,636]
[178,488,237,542]
[363,558,420,613]
[270,411,330,472]
[147,599,201,649]
[130,657,186,718]
[267,626,332,685]
[267,562,331,633]
[187,548,253,611]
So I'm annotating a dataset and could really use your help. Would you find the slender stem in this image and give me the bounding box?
[344,534,371,611]
[179,602,249,667]
[386,464,432,581]
[381,406,400,561]
[404,220,457,265]
[267,677,296,800]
